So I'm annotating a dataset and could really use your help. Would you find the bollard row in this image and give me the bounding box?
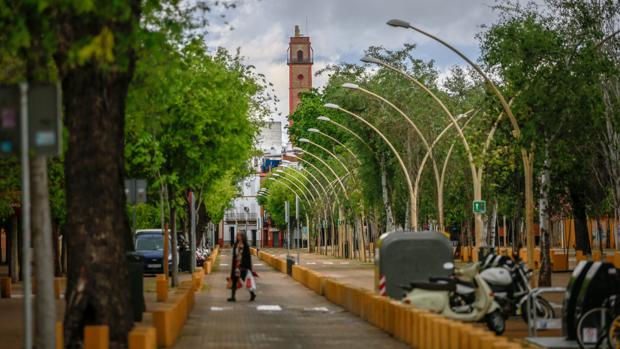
[256,251,526,349]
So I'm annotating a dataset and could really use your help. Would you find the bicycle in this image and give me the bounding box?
[576,295,619,349]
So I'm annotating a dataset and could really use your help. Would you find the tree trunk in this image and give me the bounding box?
[539,148,552,286]
[60,60,137,348]
[571,190,592,255]
[53,224,61,276]
[169,189,179,287]
[9,214,19,283]
[379,153,394,232]
[31,155,56,348]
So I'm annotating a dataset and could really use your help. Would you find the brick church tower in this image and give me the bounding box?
[288,25,313,121]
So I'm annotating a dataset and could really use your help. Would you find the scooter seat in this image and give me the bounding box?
[429,276,477,290]
[409,281,457,292]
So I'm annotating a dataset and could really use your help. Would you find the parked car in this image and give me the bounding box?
[134,229,173,275]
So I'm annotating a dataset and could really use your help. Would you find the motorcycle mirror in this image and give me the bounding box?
[443,262,454,270]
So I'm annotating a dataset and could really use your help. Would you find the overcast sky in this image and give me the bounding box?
[207,0,500,143]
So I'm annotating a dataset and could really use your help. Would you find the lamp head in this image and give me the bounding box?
[387,19,411,28]
[360,55,383,65]
[324,103,340,109]
[299,138,310,143]
[308,128,320,133]
[342,82,359,90]
[317,115,331,121]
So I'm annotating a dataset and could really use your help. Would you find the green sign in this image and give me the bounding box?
[473,200,486,214]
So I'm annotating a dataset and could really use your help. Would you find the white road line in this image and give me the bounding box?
[339,262,349,265]
[254,263,263,266]
[210,306,229,311]
[257,305,282,311]
[304,307,329,312]
[322,261,333,265]
[305,262,316,265]
[220,263,229,266]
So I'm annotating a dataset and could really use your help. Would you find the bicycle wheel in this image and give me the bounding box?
[609,315,620,349]
[520,297,556,323]
[577,307,613,349]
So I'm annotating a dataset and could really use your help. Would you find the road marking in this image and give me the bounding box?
[304,307,329,312]
[306,262,316,265]
[210,306,229,311]
[220,263,229,266]
[340,262,349,265]
[257,305,282,311]
[322,261,333,265]
[255,263,263,266]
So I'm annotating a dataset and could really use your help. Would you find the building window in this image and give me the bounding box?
[297,50,303,62]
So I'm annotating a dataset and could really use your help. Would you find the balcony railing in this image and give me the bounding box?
[287,57,313,65]
[224,212,258,221]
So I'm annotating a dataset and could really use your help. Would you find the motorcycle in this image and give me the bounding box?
[401,262,506,334]
[480,253,555,322]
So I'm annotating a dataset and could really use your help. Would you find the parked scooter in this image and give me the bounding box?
[401,262,506,334]
[480,253,555,322]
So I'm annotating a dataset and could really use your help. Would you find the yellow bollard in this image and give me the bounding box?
[56,322,63,349]
[156,274,168,302]
[0,276,11,298]
[576,250,587,262]
[83,325,109,349]
[128,326,156,349]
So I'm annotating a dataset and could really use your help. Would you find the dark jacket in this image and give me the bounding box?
[231,241,252,279]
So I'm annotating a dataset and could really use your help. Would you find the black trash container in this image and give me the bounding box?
[286,256,295,276]
[126,252,146,322]
[179,250,192,271]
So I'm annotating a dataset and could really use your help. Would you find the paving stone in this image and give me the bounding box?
[172,251,408,349]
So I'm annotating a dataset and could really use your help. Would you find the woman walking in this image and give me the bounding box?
[227,232,256,302]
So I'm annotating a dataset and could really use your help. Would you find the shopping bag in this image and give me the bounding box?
[226,277,242,290]
[245,271,256,291]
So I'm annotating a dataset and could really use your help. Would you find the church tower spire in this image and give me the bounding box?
[288,25,313,122]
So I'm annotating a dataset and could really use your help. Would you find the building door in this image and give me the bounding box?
[273,232,279,247]
[251,230,257,247]
[229,227,235,244]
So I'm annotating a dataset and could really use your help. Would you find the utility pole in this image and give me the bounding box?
[19,82,32,349]
[285,201,290,258]
[189,191,196,273]
[295,195,300,264]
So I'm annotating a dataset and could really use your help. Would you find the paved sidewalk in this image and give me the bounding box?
[172,249,408,349]
[262,248,375,290]
[261,248,570,341]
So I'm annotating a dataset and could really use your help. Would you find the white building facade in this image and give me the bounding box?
[222,121,285,246]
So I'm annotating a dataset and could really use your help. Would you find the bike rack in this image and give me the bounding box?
[528,287,566,337]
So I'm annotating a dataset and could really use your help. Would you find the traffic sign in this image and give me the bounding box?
[0,83,61,157]
[473,200,486,214]
[0,85,20,156]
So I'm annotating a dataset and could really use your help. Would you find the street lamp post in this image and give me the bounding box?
[360,54,511,250]
[293,147,349,199]
[307,128,362,165]
[324,103,416,231]
[342,81,445,231]
[387,18,535,266]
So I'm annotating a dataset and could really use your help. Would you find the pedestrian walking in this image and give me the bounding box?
[227,232,257,302]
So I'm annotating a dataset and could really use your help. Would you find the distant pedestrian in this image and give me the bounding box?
[227,232,256,302]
